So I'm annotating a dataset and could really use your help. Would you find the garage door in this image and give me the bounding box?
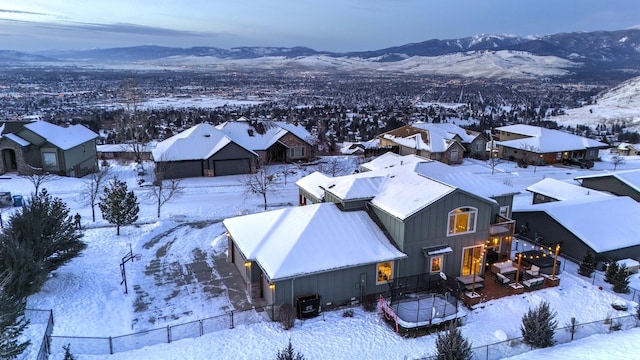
[213,159,251,176]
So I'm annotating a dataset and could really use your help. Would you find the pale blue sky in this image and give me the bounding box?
[1,0,639,52]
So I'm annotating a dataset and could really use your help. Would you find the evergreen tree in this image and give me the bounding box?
[62,344,76,360]
[0,270,30,360]
[275,339,306,360]
[605,259,619,283]
[578,251,595,278]
[521,301,558,349]
[612,265,630,294]
[0,189,86,298]
[435,322,473,360]
[98,177,139,236]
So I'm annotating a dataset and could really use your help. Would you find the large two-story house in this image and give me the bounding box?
[223,159,517,310]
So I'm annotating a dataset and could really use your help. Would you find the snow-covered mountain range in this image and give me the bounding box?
[2,29,640,80]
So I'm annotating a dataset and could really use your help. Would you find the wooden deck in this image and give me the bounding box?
[461,271,557,307]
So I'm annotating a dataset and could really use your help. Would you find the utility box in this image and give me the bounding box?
[12,195,23,207]
[296,294,320,319]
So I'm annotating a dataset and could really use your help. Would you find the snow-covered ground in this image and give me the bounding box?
[10,152,640,359]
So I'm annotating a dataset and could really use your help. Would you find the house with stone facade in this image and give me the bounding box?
[0,120,98,177]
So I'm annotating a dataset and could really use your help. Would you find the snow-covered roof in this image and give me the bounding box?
[526,178,612,201]
[515,196,640,253]
[414,161,519,199]
[575,169,640,193]
[295,171,330,201]
[152,123,257,161]
[3,133,30,146]
[223,203,407,281]
[359,152,428,171]
[495,125,608,153]
[367,166,456,220]
[216,118,313,151]
[23,121,98,150]
[325,175,387,201]
[384,132,452,153]
[412,122,480,143]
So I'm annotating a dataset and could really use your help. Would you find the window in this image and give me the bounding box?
[290,146,305,159]
[377,261,393,284]
[461,245,484,276]
[449,149,459,161]
[43,152,57,167]
[430,256,443,273]
[499,206,510,218]
[448,207,477,236]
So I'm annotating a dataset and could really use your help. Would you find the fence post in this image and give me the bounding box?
[167,325,172,343]
[199,319,203,337]
[109,336,113,355]
[230,311,234,329]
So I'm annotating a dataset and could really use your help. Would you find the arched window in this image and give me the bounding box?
[448,207,477,236]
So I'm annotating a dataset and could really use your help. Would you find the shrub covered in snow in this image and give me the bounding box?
[278,303,296,330]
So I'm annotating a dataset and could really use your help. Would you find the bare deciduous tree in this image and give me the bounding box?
[611,155,625,171]
[318,157,349,177]
[242,167,279,210]
[520,143,542,173]
[146,167,183,218]
[24,167,55,195]
[81,164,111,222]
[120,78,149,166]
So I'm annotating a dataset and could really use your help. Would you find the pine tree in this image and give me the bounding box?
[275,339,306,360]
[578,251,595,278]
[0,189,86,298]
[62,343,76,360]
[612,265,630,294]
[435,322,473,360]
[99,177,139,236]
[0,270,30,360]
[521,301,558,348]
[605,259,619,283]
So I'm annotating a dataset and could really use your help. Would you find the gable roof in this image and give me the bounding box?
[380,124,457,153]
[359,152,428,172]
[413,161,519,199]
[223,203,407,281]
[216,117,313,151]
[22,121,98,150]
[575,169,640,193]
[514,196,640,253]
[412,122,482,143]
[152,123,257,161]
[295,171,331,201]
[495,124,607,153]
[526,177,612,201]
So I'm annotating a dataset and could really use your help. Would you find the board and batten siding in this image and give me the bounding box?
[580,177,640,202]
[271,262,393,308]
[372,189,496,278]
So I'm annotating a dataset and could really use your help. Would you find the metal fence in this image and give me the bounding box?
[420,313,639,360]
[22,309,54,360]
[48,305,271,356]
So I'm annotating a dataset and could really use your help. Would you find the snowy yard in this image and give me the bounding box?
[9,152,640,359]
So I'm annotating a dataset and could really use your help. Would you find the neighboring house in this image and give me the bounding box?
[575,169,640,202]
[377,123,466,165]
[340,139,386,157]
[617,142,640,156]
[216,117,316,165]
[226,160,517,309]
[377,122,486,164]
[512,195,640,262]
[152,123,258,179]
[495,124,607,165]
[526,177,612,204]
[97,143,155,162]
[0,120,98,177]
